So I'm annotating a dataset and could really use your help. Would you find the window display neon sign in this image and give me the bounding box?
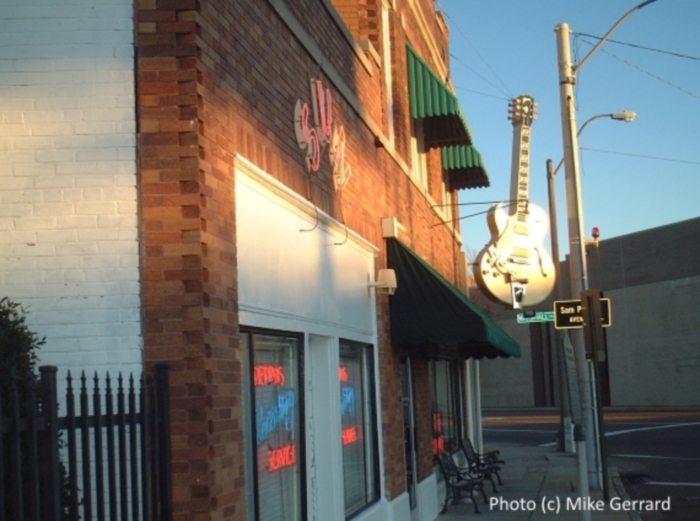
[256,390,295,445]
[340,385,355,416]
[268,443,297,471]
[339,366,348,382]
[254,364,285,386]
[342,426,357,446]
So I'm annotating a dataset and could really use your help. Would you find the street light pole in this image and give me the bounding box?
[555,0,657,493]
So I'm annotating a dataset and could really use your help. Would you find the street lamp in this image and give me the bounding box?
[551,111,636,176]
[555,0,657,510]
[547,110,635,457]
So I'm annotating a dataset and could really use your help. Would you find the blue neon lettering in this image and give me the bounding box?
[256,389,295,445]
[340,385,355,416]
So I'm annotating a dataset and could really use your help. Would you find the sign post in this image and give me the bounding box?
[581,289,610,501]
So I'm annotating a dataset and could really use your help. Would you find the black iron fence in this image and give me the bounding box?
[1,363,172,521]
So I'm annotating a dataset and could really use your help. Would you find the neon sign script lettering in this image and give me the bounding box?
[268,443,297,471]
[293,78,352,191]
[256,390,295,445]
[340,385,355,416]
[342,426,357,446]
[254,364,285,386]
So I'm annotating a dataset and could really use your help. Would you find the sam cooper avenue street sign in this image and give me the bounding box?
[553,298,612,330]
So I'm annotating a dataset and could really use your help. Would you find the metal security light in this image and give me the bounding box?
[368,269,397,295]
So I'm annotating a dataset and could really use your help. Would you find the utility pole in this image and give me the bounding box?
[554,0,658,495]
[555,21,599,489]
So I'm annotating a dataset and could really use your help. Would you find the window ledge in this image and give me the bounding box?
[358,39,381,67]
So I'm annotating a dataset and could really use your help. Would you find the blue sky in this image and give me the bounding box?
[437,0,700,260]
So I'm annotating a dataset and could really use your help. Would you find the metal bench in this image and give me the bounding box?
[458,437,504,492]
[434,449,488,514]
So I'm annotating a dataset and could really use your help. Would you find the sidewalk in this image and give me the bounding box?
[437,445,642,520]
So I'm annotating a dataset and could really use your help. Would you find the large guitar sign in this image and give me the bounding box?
[474,95,555,308]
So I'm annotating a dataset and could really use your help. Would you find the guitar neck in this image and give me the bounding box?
[507,95,536,222]
[509,122,531,222]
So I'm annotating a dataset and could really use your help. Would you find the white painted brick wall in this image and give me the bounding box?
[0,0,141,379]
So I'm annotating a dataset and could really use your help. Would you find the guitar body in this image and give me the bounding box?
[475,202,555,307]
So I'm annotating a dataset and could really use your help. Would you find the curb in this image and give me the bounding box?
[611,473,643,521]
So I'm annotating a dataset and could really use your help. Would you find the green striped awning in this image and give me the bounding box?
[407,42,473,148]
[441,145,490,190]
[388,238,521,360]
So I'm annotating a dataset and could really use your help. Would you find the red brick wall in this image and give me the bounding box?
[137,0,470,517]
[137,0,242,519]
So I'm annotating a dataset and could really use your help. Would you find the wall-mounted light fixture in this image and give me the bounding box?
[368,269,397,295]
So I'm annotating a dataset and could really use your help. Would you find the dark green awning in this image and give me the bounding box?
[442,145,490,190]
[387,238,520,359]
[407,42,473,149]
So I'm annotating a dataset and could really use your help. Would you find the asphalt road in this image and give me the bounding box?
[482,409,700,521]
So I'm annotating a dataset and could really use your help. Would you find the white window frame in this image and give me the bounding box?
[410,118,428,188]
[382,0,395,145]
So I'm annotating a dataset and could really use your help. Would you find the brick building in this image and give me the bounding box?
[1,1,520,520]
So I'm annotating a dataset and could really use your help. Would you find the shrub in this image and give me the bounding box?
[0,297,74,521]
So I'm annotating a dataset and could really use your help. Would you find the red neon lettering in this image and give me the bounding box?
[342,426,357,445]
[312,79,333,144]
[293,77,350,190]
[294,100,321,172]
[432,412,442,433]
[432,435,445,455]
[300,101,312,143]
[268,443,297,472]
[254,365,285,386]
[300,102,320,171]
[339,366,348,382]
[329,123,352,191]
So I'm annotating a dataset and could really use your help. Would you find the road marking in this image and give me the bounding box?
[540,421,700,446]
[612,454,700,461]
[605,421,700,437]
[646,481,700,487]
[485,428,557,434]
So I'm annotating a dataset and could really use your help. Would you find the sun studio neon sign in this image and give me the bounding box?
[293,78,352,191]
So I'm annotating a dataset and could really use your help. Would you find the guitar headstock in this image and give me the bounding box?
[508,95,538,127]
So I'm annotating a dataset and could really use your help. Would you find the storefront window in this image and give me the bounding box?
[245,329,304,521]
[429,360,462,453]
[339,340,379,518]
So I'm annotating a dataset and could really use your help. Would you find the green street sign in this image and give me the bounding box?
[516,311,555,324]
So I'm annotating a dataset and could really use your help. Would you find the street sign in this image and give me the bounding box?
[516,311,555,324]
[553,298,611,330]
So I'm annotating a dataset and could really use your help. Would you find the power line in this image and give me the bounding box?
[450,52,512,99]
[599,49,700,101]
[573,32,700,62]
[455,86,509,101]
[580,147,700,166]
[578,37,700,101]
[437,0,513,98]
